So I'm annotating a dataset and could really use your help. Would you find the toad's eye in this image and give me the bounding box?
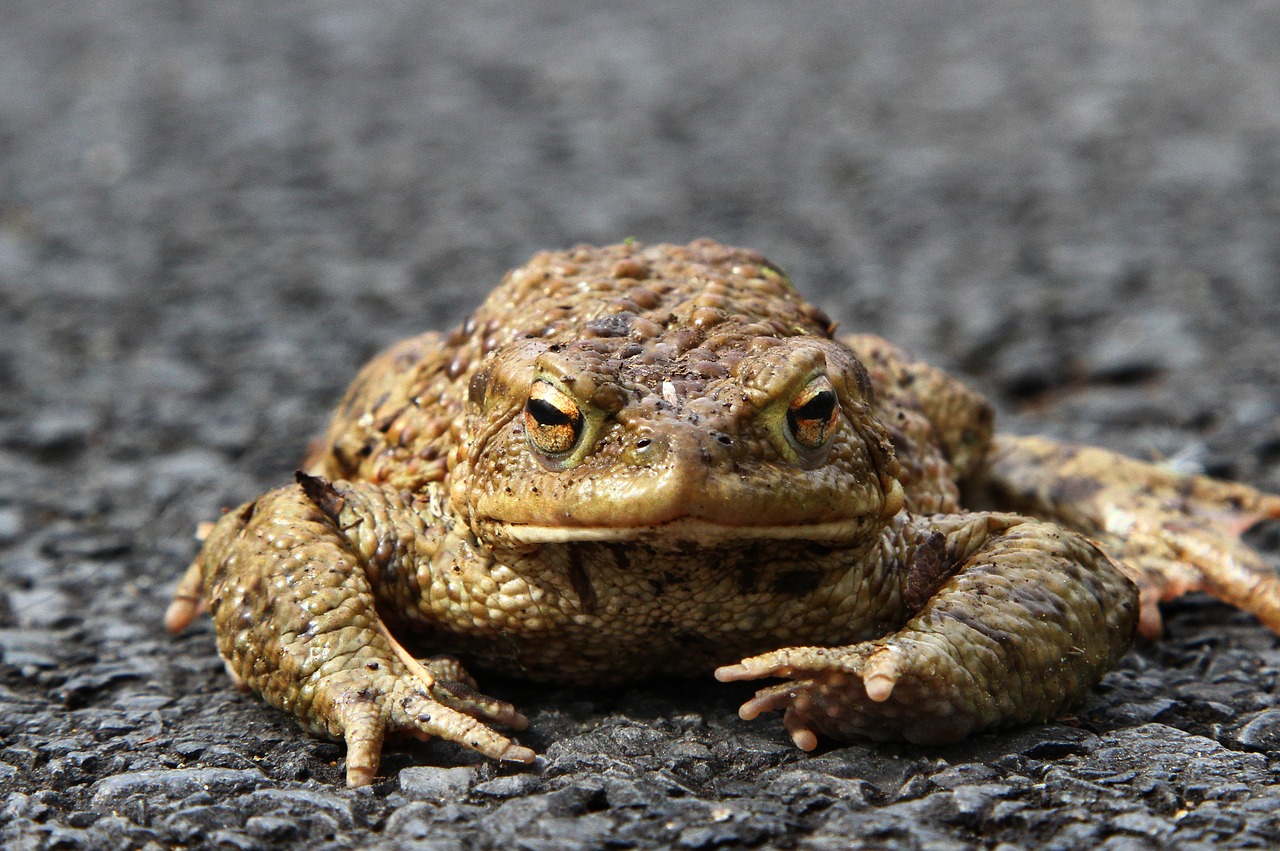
[786,382,838,451]
[524,381,584,457]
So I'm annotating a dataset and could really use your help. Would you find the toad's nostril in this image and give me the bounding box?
[714,433,733,446]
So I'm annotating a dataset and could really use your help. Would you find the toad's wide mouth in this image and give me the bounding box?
[492,515,872,545]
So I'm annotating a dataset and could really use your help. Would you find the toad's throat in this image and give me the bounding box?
[494,515,875,545]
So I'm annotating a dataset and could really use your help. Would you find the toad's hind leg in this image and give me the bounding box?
[978,433,1280,637]
[166,478,533,786]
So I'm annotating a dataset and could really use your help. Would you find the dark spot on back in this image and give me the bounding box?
[584,312,636,338]
[394,346,422,368]
[374,404,407,434]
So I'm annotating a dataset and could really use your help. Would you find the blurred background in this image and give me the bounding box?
[5,2,1279,490]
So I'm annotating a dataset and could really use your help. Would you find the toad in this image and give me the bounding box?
[167,239,1280,787]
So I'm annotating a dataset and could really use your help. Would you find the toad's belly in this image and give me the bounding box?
[398,539,906,685]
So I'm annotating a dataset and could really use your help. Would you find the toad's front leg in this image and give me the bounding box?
[716,514,1137,749]
[165,475,534,787]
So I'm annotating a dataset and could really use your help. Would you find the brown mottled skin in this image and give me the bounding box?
[167,240,1280,787]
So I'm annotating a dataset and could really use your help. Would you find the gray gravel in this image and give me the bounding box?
[4,1,1280,848]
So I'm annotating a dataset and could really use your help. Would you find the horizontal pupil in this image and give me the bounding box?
[793,390,835,421]
[527,397,576,427]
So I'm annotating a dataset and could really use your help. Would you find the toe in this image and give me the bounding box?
[737,681,802,720]
[784,712,819,751]
[499,743,538,763]
[429,678,529,730]
[716,646,850,681]
[862,647,901,702]
[341,702,386,788]
[165,560,207,633]
[395,687,534,763]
